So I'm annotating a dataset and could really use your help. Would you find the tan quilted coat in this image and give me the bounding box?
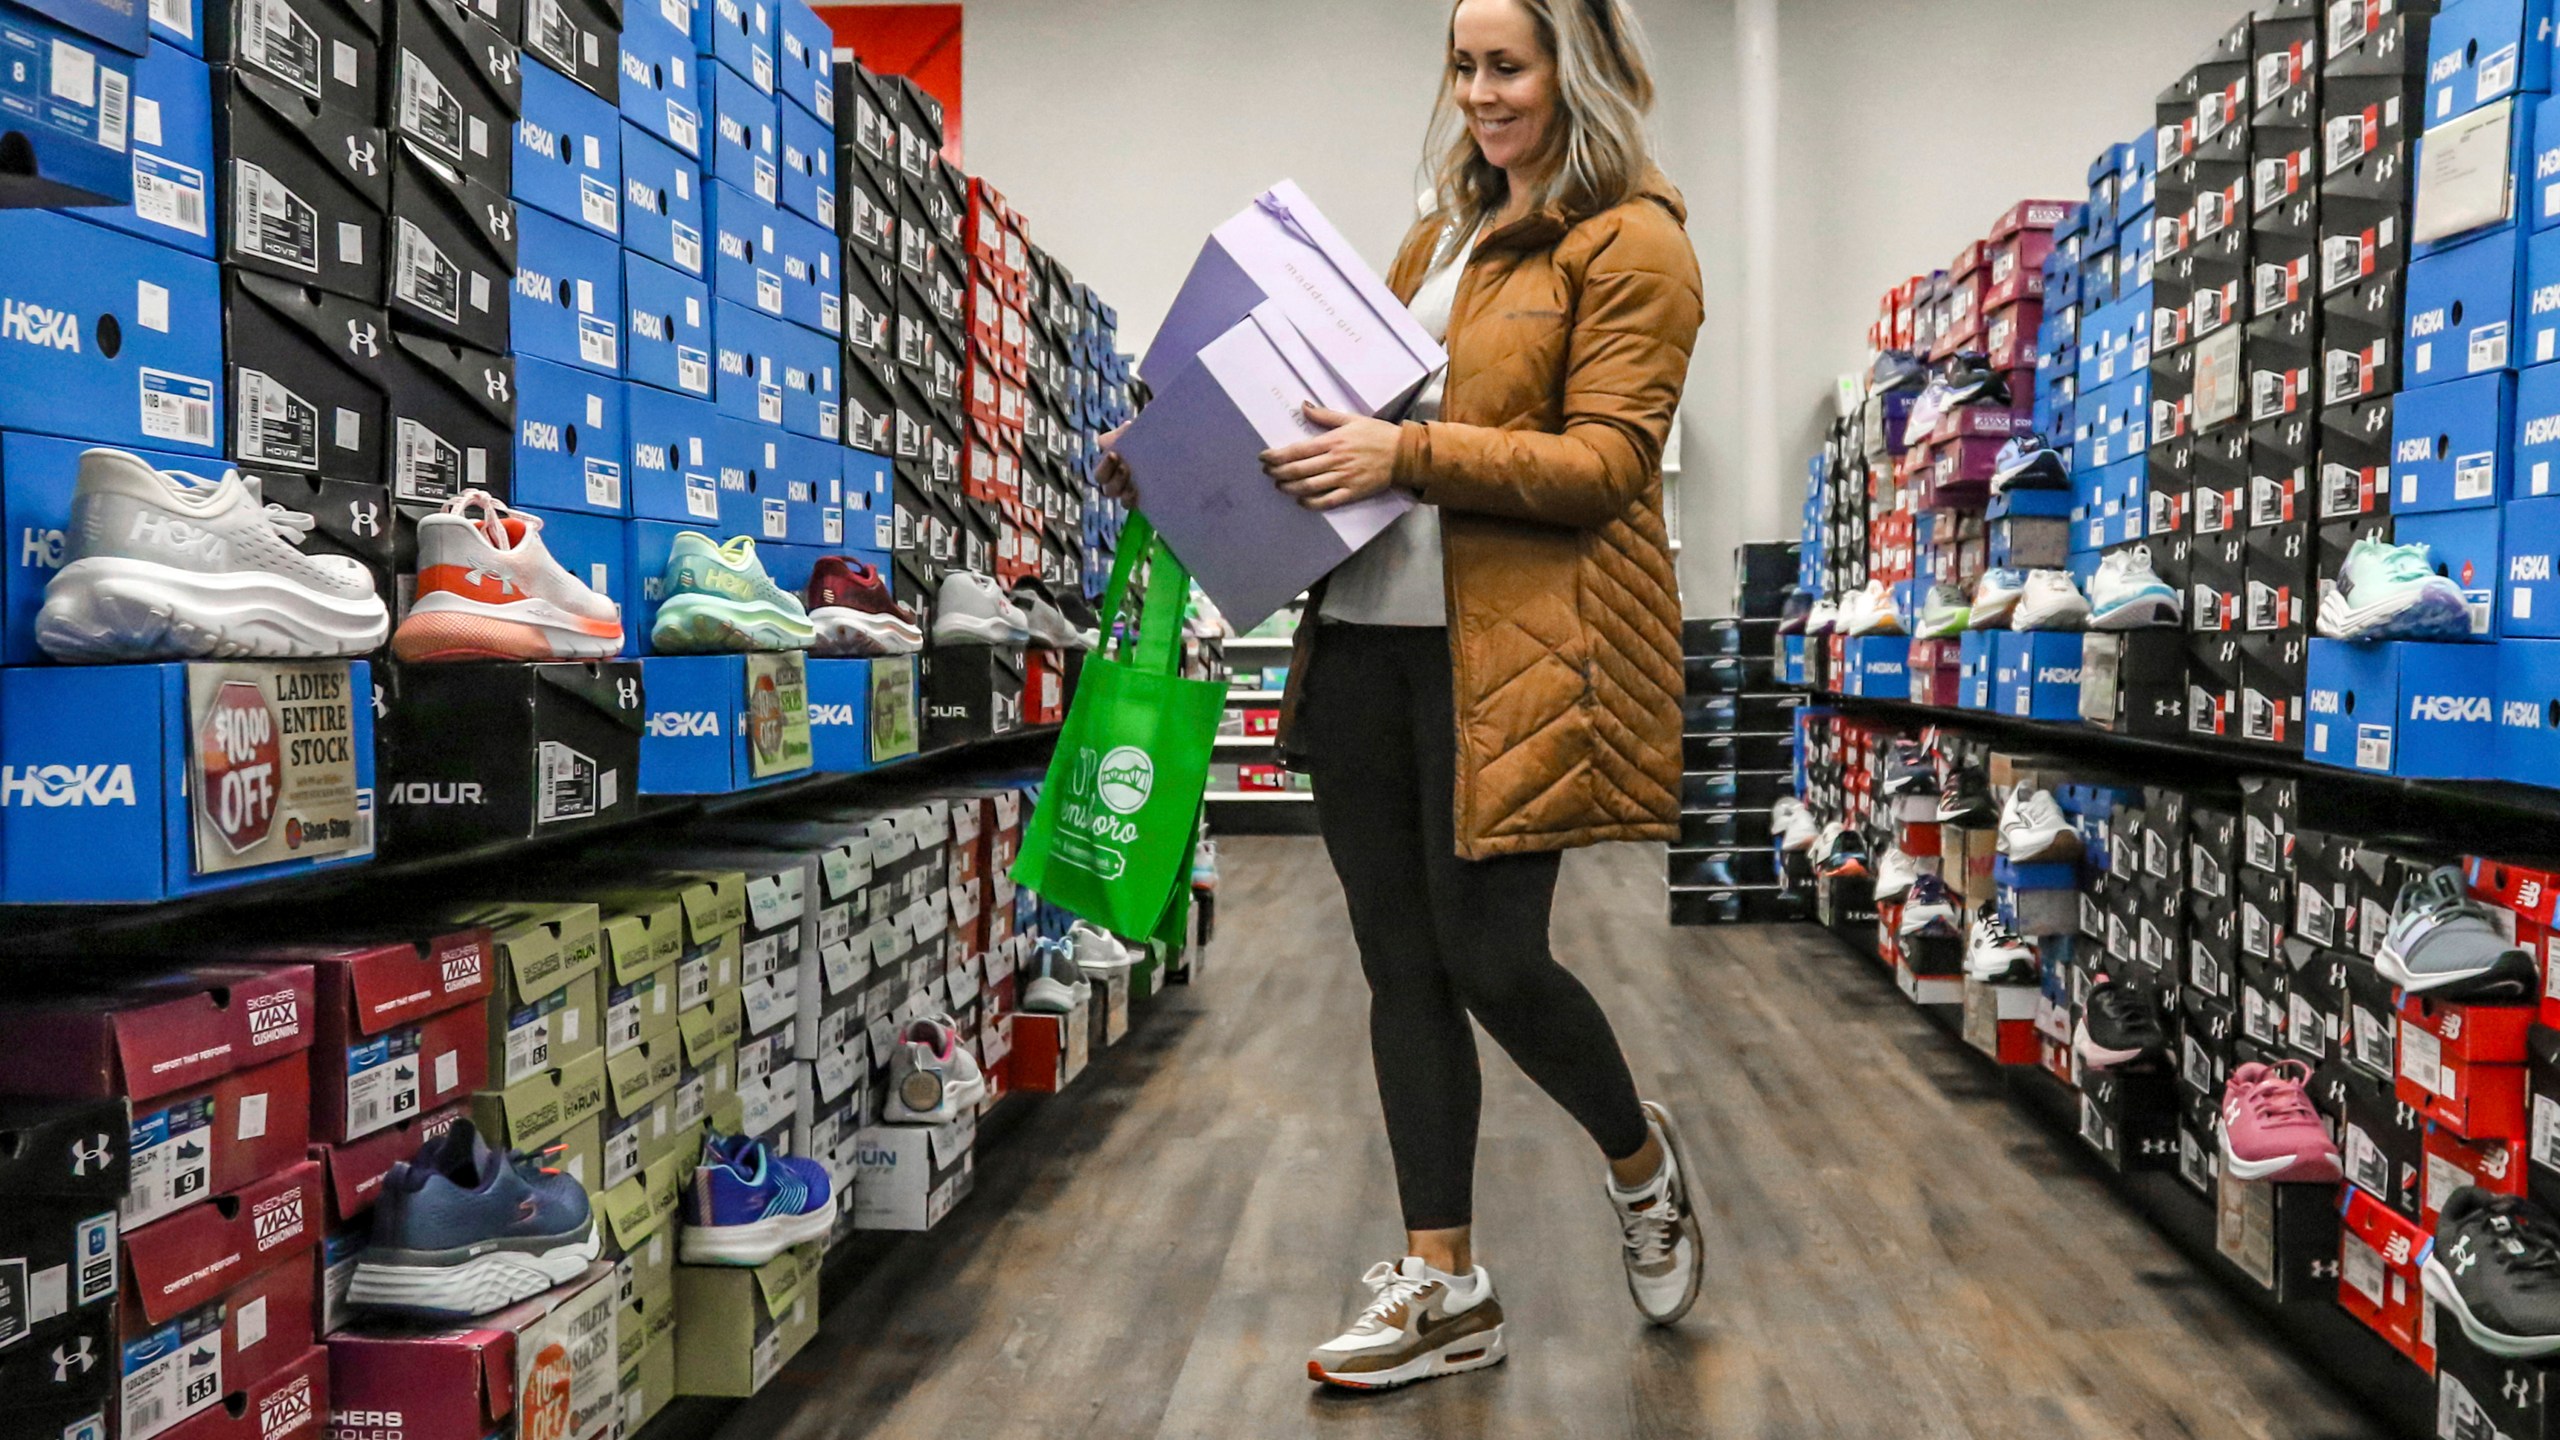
[1278,171,1701,860]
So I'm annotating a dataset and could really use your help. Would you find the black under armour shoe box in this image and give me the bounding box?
[205,0,382,124]
[381,325,514,503]
[2079,1063,2181,1174]
[917,646,1022,751]
[213,66,391,304]
[2319,1054,2426,1219]
[388,138,517,353]
[0,1095,127,1424]
[375,661,643,855]
[520,0,617,102]
[2213,1161,2344,1303]
[225,271,390,485]
[389,0,523,192]
[2436,1323,2560,1440]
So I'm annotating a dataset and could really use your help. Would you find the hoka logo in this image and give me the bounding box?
[2409,308,2448,337]
[132,512,227,564]
[251,1186,305,1249]
[517,269,556,304]
[2535,284,2560,316]
[2396,437,2435,463]
[2431,51,2462,83]
[2528,416,2560,446]
[0,299,81,352]
[636,442,671,471]
[0,764,137,806]
[627,177,663,215]
[518,118,558,158]
[523,420,564,452]
[633,312,668,342]
[20,525,64,568]
[720,348,751,377]
[649,710,721,738]
[259,1375,313,1440]
[2409,693,2490,723]
[2517,554,2554,581]
[2309,690,2342,715]
[621,49,649,84]
[247,992,300,1046]
[810,703,855,726]
[720,232,748,260]
[2036,666,2080,684]
[2507,700,2545,728]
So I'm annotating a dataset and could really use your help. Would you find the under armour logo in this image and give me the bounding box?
[373,684,389,720]
[616,678,639,709]
[345,137,378,175]
[487,205,513,242]
[50,1337,93,1380]
[345,320,380,358]
[483,371,510,403]
[485,46,517,84]
[348,501,382,537]
[2454,1237,2480,1273]
[2510,1371,2537,1406]
[2307,1259,2340,1279]
[67,1133,111,1175]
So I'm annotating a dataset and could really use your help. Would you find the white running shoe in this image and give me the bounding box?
[1068,921,1139,981]
[1011,582,1084,649]
[932,570,1031,646]
[1843,580,1906,637]
[1998,788,2084,863]
[1804,598,1841,636]
[1019,937,1091,1013]
[881,1015,988,1123]
[2086,546,2182,631]
[38,448,390,663]
[1970,569,2027,629]
[393,492,625,661]
[1916,583,1971,637]
[2013,570,2093,631]
[1779,807,1820,853]
[1965,904,2040,983]
[1874,847,1922,902]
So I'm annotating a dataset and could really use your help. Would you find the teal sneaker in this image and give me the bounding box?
[650,532,817,653]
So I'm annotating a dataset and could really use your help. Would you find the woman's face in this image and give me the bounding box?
[1451,0,1558,176]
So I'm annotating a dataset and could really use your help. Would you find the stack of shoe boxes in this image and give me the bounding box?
[0,1095,133,1440]
[1671,607,1805,926]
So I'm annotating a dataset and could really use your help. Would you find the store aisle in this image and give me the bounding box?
[727,839,2382,1440]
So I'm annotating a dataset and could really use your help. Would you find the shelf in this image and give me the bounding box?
[1213,735,1275,748]
[1226,690,1283,703]
[1206,791,1313,802]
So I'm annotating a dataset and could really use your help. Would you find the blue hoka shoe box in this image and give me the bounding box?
[770,311,837,440]
[621,121,705,276]
[639,653,812,793]
[619,0,701,157]
[2393,371,2515,511]
[1959,630,1995,709]
[515,62,621,237]
[704,58,778,205]
[75,39,213,255]
[0,4,140,209]
[1781,635,1806,687]
[2503,496,2560,632]
[2423,0,2552,131]
[515,208,625,375]
[1995,631,2083,720]
[804,658,874,772]
[515,355,626,515]
[0,660,377,902]
[706,178,784,320]
[776,98,833,232]
[845,447,890,550]
[1842,636,1907,699]
[2498,638,2560,782]
[2407,227,2531,383]
[2518,359,2560,496]
[625,250,713,398]
[0,210,222,454]
[625,382,722,527]
[771,205,839,337]
[712,299,784,425]
[519,505,631,636]
[695,0,774,93]
[2305,638,2501,777]
[774,0,829,125]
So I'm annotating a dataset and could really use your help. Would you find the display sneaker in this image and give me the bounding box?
[37,448,390,663]
[1914,583,1971,638]
[2085,546,2183,631]
[1608,1100,1705,1324]
[1999,788,2084,863]
[932,570,1032,646]
[1803,597,1841,636]
[1193,837,1220,890]
[1306,1257,1507,1389]
[2425,1189,2560,1359]
[1989,436,2070,492]
[2376,865,2541,1000]
[2217,1060,2342,1182]
[1940,353,2012,408]
[1965,905,2039,984]
[1898,873,1961,938]
[1869,349,1927,396]
[650,532,817,652]
[2012,570,2093,631]
[1901,377,1957,446]
[1874,848,1923,902]
[1778,586,1815,635]
[678,1131,836,1264]
[2319,536,2473,641]
[1937,766,1997,825]
[806,556,922,657]
[1019,937,1092,1014]
[1969,568,2028,629]
[1068,920,1141,982]
[1843,580,1906,636]
[882,1015,989,1123]
[1013,580,1096,650]
[392,492,624,662]
[1881,740,1936,797]
[1778,805,1820,853]
[348,1119,599,1319]
[2075,974,2169,1069]
[1814,824,1869,880]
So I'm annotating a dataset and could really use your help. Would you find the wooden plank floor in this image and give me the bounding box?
[724,838,2387,1440]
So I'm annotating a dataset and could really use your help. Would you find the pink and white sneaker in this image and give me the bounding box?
[2218,1060,2342,1183]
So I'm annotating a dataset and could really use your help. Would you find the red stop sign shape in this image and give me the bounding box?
[749,671,783,761]
[518,1341,572,1440]
[199,680,280,855]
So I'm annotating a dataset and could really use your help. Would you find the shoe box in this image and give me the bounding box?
[621,120,705,277]
[69,39,214,257]
[329,1262,618,1440]
[119,1162,322,1440]
[211,63,389,304]
[389,0,520,192]
[705,57,778,213]
[2391,368,2513,512]
[777,98,833,233]
[624,382,721,532]
[638,652,815,793]
[383,326,513,504]
[671,1238,816,1398]
[618,0,699,158]
[2337,1181,2437,1373]
[2304,637,2500,776]
[511,352,627,514]
[0,1097,125,1433]
[389,136,516,354]
[2397,991,2533,1140]
[375,661,644,853]
[515,206,624,375]
[516,59,621,239]
[202,0,377,120]
[712,300,788,426]
[2404,226,2531,386]
[0,2,144,211]
[2396,503,2501,637]
[626,248,715,399]
[0,209,224,456]
[695,0,774,98]
[708,420,813,543]
[223,272,391,489]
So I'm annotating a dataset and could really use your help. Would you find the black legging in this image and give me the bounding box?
[1301,621,1651,1231]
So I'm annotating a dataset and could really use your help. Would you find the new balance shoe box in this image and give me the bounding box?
[2392,368,2514,511]
[626,249,714,399]
[512,206,622,376]
[0,5,139,209]
[376,661,644,853]
[329,1263,619,1440]
[621,121,705,276]
[2398,990,2533,1142]
[0,209,222,454]
[389,0,521,192]
[638,651,813,792]
[76,39,214,255]
[117,1163,319,1440]
[516,59,622,237]
[618,0,699,157]
[2337,1182,2436,1373]
[383,327,512,503]
[2396,502,2502,636]
[0,1097,124,1435]
[512,353,626,514]
[389,137,516,354]
[2533,1022,2560,1206]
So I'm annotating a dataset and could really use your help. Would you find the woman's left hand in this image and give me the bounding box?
[1261,404,1403,511]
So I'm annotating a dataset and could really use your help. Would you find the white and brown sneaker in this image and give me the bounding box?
[1305,1257,1507,1389]
[1609,1100,1705,1325]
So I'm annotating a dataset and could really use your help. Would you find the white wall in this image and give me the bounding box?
[878,0,2266,614]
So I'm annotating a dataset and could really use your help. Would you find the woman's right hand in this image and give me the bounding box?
[1095,425,1138,507]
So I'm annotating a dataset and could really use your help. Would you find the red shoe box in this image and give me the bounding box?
[1985,300,2042,371]
[160,1345,326,1440]
[1963,979,2042,1065]
[0,961,317,1103]
[2398,994,2534,1141]
[2466,857,2560,1027]
[1004,1004,1088,1093]
[240,930,497,1144]
[2422,1123,2527,1228]
[121,1163,322,1440]
[125,1051,313,1230]
[328,1264,619,1440]
[312,1104,465,1224]
[2337,1184,2436,1374]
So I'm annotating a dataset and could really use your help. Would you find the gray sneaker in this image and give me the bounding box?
[1609,1101,1705,1325]
[1306,1258,1506,1389]
[2376,866,2539,1001]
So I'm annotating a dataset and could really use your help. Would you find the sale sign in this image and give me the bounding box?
[187,662,367,875]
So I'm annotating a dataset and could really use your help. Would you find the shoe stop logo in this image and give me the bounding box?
[749,670,785,763]
[199,680,281,854]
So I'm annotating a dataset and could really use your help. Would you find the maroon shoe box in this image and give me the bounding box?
[0,962,318,1104]
[328,1262,618,1440]
[120,1162,322,1440]
[313,1103,466,1225]
[162,1344,328,1440]
[125,1052,315,1231]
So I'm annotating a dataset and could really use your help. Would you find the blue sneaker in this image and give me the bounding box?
[680,1131,836,1265]
[2319,537,2473,641]
[349,1120,599,1319]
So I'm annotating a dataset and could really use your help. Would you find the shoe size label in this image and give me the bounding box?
[134,153,208,238]
[579,174,619,233]
[671,220,703,275]
[241,0,323,99]
[394,219,464,325]
[123,1095,215,1230]
[397,50,467,164]
[2398,1026,2450,1096]
[236,368,321,471]
[345,1028,424,1139]
[397,417,465,502]
[684,471,719,520]
[233,161,319,274]
[503,989,563,1087]
[538,740,602,824]
[2286,993,2329,1060]
[121,1307,223,1440]
[603,1114,641,1190]
[583,459,623,509]
[664,98,698,157]
[2532,1091,2560,1174]
[577,313,619,370]
[528,0,581,79]
[138,369,217,448]
[677,345,711,395]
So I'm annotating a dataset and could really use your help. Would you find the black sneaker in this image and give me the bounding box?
[2075,975,2168,1069]
[1941,352,2012,408]
[1881,741,1935,797]
[1937,768,1997,825]
[1870,349,1927,396]
[2425,1189,2560,1358]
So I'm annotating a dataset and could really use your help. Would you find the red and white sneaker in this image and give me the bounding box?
[806,556,922,657]
[392,493,624,661]
[2219,1060,2342,1182]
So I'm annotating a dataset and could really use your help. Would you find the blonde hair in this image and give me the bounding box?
[1421,0,1658,241]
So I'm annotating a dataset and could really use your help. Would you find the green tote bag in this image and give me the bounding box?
[1011,514,1231,942]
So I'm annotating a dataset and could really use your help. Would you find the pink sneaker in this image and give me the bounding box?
[2218,1060,2341,1183]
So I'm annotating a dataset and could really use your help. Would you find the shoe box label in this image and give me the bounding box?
[707,60,778,205]
[520,0,618,103]
[389,0,521,191]
[695,0,771,93]
[2306,637,2502,777]
[122,1052,310,1231]
[616,0,698,157]
[777,96,832,232]
[707,178,787,319]
[2396,505,2502,638]
[0,4,143,211]
[619,120,702,276]
[384,327,511,502]
[2391,369,2512,514]
[213,66,388,304]
[74,40,215,257]
[512,353,624,513]
[712,299,786,427]
[2404,227,2527,385]
[224,272,387,484]
[377,659,641,854]
[206,0,379,129]
[625,249,714,398]
[623,387,720,537]
[389,139,516,354]
[513,205,621,374]
[773,205,840,337]
[514,59,619,236]
[2414,96,2536,259]
[0,210,222,454]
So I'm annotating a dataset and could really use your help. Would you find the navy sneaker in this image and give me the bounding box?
[349,1120,599,1319]
[1990,436,2069,492]
[1869,349,1926,396]
[679,1131,836,1265]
